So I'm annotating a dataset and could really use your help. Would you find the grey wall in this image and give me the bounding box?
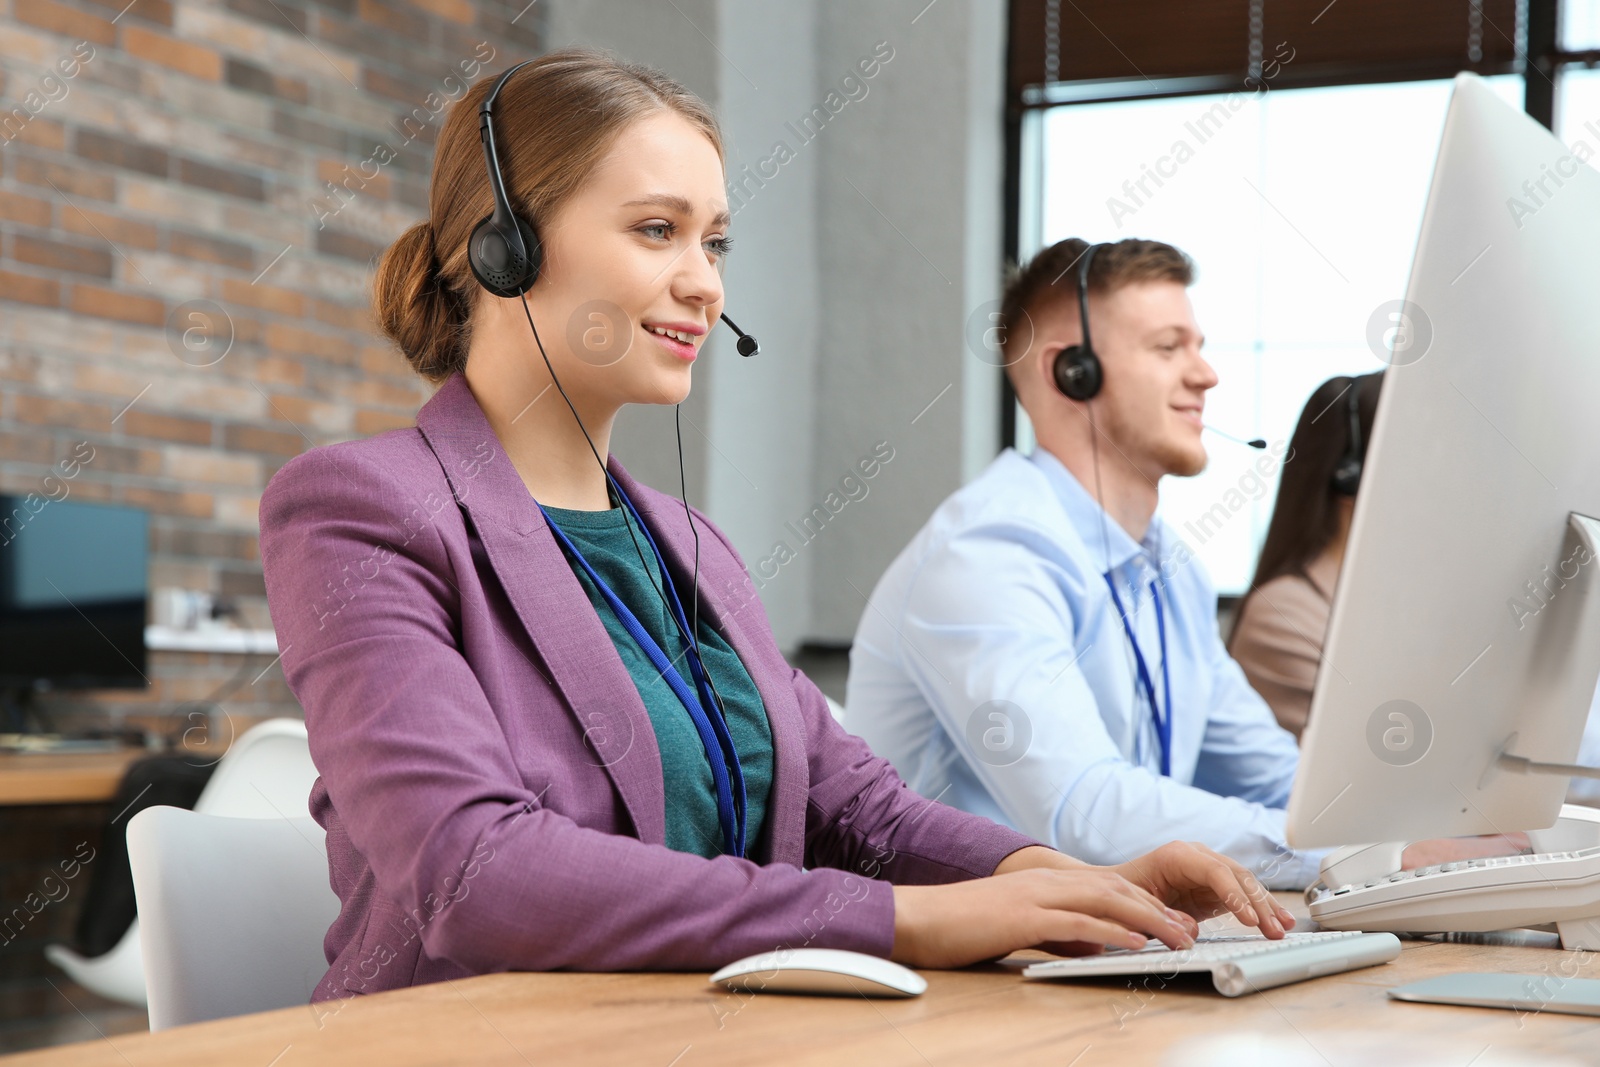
[544,0,1006,651]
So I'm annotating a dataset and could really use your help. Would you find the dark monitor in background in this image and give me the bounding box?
[0,495,148,730]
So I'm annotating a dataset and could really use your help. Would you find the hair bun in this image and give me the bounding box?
[374,220,468,382]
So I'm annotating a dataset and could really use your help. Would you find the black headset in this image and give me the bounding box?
[467,60,759,356]
[1330,377,1365,496]
[1052,241,1106,402]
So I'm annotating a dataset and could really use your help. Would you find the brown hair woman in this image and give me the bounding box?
[259,47,1291,1003]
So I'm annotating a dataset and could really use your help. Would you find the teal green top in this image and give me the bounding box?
[542,503,773,860]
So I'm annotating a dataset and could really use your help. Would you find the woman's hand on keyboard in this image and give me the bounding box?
[1108,841,1296,940]
[890,862,1199,969]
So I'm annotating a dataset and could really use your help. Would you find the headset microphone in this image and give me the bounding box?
[1202,424,1267,450]
[720,313,759,357]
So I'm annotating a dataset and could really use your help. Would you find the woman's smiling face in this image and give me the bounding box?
[520,109,730,409]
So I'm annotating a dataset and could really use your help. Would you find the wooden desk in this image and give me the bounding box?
[0,750,149,806]
[3,900,1597,1066]
[0,743,231,806]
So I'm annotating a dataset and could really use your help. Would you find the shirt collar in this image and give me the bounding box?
[1027,447,1160,579]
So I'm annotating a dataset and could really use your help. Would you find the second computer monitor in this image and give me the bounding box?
[1287,73,1600,849]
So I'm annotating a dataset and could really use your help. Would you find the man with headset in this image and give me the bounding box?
[844,237,1325,889]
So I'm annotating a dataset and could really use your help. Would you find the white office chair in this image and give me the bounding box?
[44,718,320,1010]
[128,807,338,1030]
[825,695,847,724]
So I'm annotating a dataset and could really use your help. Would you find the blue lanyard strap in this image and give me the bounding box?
[537,491,747,857]
[1102,572,1173,777]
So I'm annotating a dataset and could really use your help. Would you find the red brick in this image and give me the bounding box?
[122,25,222,81]
[221,277,302,317]
[60,205,160,250]
[153,523,258,561]
[311,299,370,331]
[314,228,383,263]
[409,0,474,23]
[265,392,349,435]
[360,65,424,105]
[165,446,260,487]
[14,156,116,201]
[0,268,60,307]
[253,355,305,388]
[15,0,117,45]
[75,362,160,399]
[70,284,165,326]
[337,375,426,409]
[0,190,52,227]
[11,234,113,277]
[316,157,391,200]
[9,117,66,151]
[356,0,427,38]
[175,157,264,201]
[223,58,309,106]
[82,0,172,25]
[263,322,321,357]
[0,430,55,464]
[79,442,162,476]
[0,348,43,383]
[168,230,253,270]
[223,422,303,458]
[74,128,169,177]
[9,394,113,432]
[121,408,212,446]
[121,485,213,519]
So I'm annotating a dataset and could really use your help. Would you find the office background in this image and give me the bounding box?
[1,0,1598,1050]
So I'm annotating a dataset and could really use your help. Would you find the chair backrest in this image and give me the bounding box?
[128,807,339,1031]
[194,718,319,819]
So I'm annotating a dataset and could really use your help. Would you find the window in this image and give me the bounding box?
[1007,0,1600,596]
[1024,76,1521,593]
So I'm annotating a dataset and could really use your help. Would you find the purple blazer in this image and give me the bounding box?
[259,371,1039,1003]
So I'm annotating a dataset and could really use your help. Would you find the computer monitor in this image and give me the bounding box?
[0,495,149,702]
[1287,73,1600,849]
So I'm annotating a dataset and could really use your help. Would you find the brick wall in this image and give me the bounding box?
[0,0,543,738]
[0,0,543,1046]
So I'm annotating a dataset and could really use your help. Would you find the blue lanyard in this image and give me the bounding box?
[1102,572,1173,777]
[537,490,747,857]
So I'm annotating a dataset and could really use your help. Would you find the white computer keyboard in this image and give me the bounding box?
[1021,930,1401,997]
[1308,845,1600,943]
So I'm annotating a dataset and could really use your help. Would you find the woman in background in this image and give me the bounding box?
[1228,372,1381,738]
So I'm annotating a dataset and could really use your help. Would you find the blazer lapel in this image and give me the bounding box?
[414,374,666,846]
[607,462,808,867]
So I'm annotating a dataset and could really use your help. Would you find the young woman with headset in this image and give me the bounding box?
[1228,373,1383,738]
[258,49,1293,1002]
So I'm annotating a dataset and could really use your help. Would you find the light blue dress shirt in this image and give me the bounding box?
[844,447,1326,889]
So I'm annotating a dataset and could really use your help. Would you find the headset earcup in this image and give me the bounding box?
[1053,345,1103,401]
[468,214,542,297]
[1331,458,1362,496]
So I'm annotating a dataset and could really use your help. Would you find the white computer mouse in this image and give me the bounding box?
[709,948,927,998]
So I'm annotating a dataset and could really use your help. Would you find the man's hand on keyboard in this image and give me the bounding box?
[1399,832,1530,870]
[1108,841,1296,941]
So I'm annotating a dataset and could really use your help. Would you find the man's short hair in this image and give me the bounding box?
[998,237,1195,391]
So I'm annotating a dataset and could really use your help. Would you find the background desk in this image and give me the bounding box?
[0,751,149,807]
[3,896,1596,1066]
